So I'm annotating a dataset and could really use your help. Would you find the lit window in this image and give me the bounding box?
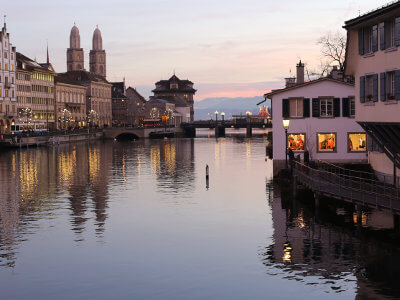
[288,133,305,151]
[289,98,303,117]
[320,98,333,117]
[318,133,336,152]
[348,133,367,152]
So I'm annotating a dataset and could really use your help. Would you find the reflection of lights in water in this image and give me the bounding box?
[163,142,176,174]
[296,209,306,228]
[246,140,251,157]
[89,148,100,182]
[282,242,292,264]
[122,153,126,183]
[150,145,161,176]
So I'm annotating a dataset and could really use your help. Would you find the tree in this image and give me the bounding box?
[317,31,346,71]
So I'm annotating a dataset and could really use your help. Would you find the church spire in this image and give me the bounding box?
[46,40,49,64]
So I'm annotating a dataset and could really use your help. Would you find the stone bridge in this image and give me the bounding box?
[103,127,184,140]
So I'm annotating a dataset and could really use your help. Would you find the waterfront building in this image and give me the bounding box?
[126,86,146,126]
[16,52,56,131]
[146,98,181,127]
[89,26,106,78]
[54,75,87,129]
[57,70,112,127]
[152,74,196,123]
[0,22,17,133]
[264,61,366,176]
[111,82,129,126]
[344,2,400,185]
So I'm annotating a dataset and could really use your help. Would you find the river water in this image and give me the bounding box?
[0,130,399,299]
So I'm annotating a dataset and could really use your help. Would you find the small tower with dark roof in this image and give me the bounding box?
[67,23,84,71]
[89,25,106,78]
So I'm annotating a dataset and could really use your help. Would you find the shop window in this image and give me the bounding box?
[288,133,305,151]
[289,98,303,117]
[348,133,367,152]
[317,133,336,152]
[320,98,333,117]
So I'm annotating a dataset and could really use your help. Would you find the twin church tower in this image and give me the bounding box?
[67,24,106,78]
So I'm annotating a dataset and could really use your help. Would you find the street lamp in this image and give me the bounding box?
[215,110,219,122]
[221,112,225,122]
[283,119,290,169]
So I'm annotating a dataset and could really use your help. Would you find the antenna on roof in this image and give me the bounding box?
[3,15,6,28]
[46,39,49,64]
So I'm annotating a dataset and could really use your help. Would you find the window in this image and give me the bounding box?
[365,75,374,101]
[4,51,7,59]
[350,97,355,117]
[385,20,395,48]
[289,98,303,117]
[317,133,336,152]
[5,64,8,71]
[348,133,367,152]
[364,27,373,53]
[288,133,305,151]
[170,83,178,89]
[386,71,395,100]
[320,98,333,117]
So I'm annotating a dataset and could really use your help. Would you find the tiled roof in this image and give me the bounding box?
[16,52,55,73]
[57,70,110,84]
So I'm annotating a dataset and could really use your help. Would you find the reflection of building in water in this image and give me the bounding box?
[261,187,400,298]
[149,139,195,193]
[0,142,112,267]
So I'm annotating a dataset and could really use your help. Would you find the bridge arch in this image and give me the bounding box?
[115,132,139,141]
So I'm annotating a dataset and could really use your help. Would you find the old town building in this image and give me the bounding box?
[90,26,106,78]
[152,74,196,122]
[0,22,17,133]
[58,70,112,127]
[126,86,146,126]
[54,76,86,129]
[344,2,400,185]
[16,52,56,131]
[111,82,128,126]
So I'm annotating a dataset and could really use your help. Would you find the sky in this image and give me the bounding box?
[1,0,392,100]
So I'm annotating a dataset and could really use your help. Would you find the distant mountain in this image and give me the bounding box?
[194,96,270,120]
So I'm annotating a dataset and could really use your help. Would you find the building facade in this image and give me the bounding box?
[265,62,366,175]
[126,87,146,126]
[58,70,112,127]
[111,82,128,126]
[54,76,86,129]
[344,2,400,184]
[16,53,56,131]
[0,22,17,133]
[152,75,196,122]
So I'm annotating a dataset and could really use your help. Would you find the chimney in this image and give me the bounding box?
[296,60,304,84]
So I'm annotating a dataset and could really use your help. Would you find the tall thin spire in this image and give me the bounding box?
[3,15,6,29]
[46,40,49,64]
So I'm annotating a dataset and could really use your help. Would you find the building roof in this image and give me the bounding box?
[264,77,354,98]
[112,86,127,99]
[344,1,400,28]
[54,75,86,88]
[16,52,56,74]
[152,74,196,93]
[57,70,110,84]
[126,86,146,103]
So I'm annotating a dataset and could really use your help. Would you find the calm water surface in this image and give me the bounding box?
[0,130,399,299]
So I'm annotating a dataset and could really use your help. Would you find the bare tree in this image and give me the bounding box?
[317,31,346,71]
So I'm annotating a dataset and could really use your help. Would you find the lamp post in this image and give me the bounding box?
[215,110,219,123]
[221,112,225,123]
[283,119,290,169]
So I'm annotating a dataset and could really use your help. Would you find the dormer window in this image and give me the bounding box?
[170,83,178,89]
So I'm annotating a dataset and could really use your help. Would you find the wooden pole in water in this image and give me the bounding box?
[206,164,209,189]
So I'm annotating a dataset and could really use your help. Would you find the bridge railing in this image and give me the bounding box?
[293,161,400,209]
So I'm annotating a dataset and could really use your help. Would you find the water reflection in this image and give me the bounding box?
[262,183,400,299]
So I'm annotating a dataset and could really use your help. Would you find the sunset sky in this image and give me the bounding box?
[2,0,391,100]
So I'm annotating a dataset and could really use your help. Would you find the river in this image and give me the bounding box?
[0,130,399,299]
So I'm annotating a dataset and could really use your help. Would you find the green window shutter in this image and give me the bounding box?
[360,76,365,103]
[380,72,386,101]
[312,98,320,117]
[396,17,400,46]
[282,99,289,118]
[373,74,378,102]
[342,98,349,117]
[395,70,400,100]
[380,22,386,50]
[372,25,378,52]
[333,98,340,117]
[303,98,310,118]
[358,28,365,55]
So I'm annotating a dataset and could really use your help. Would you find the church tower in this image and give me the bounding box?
[89,26,106,77]
[66,24,84,71]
